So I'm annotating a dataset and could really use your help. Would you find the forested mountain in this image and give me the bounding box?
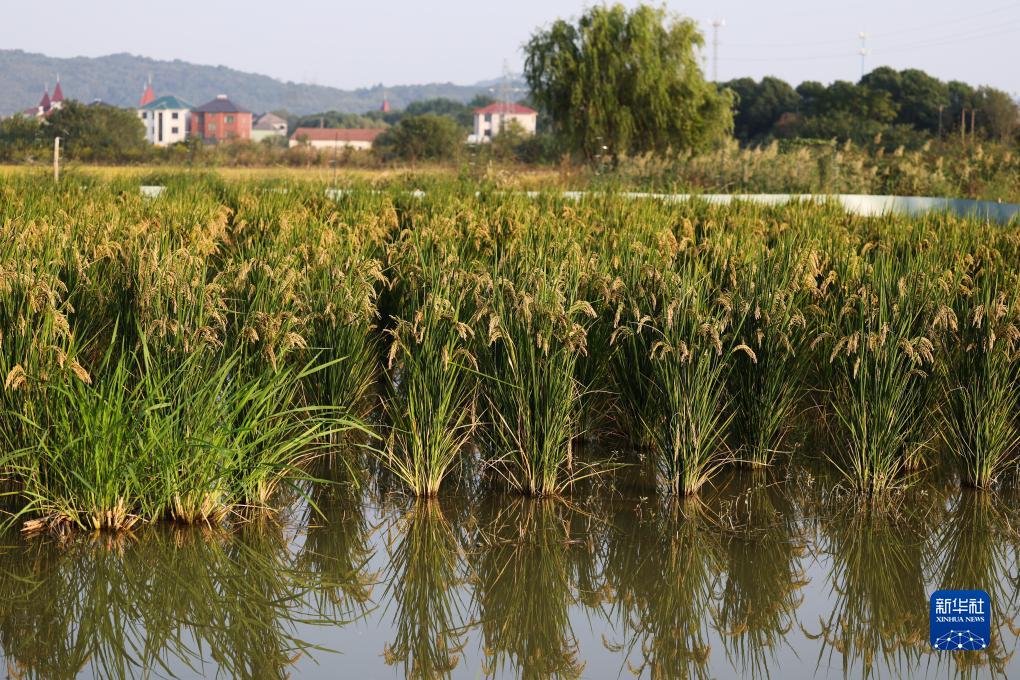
[0,49,509,115]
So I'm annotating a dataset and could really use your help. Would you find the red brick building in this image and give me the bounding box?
[190,95,252,142]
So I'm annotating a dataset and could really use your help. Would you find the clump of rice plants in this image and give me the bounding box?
[939,265,1020,488]
[3,335,357,533]
[612,257,746,496]
[476,263,597,496]
[381,273,479,497]
[819,255,938,496]
[728,236,812,466]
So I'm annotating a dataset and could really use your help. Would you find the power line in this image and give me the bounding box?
[719,18,1020,62]
[720,3,1019,49]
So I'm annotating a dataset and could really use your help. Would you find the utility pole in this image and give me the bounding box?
[937,104,945,139]
[961,109,967,143]
[711,19,725,82]
[858,32,869,79]
[970,108,977,140]
[53,137,60,183]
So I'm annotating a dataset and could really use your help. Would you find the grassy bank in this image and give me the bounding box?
[3,136,1020,201]
[2,173,1019,532]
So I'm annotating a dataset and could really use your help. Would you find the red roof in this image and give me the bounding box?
[291,127,385,143]
[473,102,536,115]
[140,82,155,106]
[51,80,64,103]
[39,90,51,110]
[380,99,390,113]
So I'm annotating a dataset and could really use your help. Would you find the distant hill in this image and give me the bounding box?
[0,49,524,116]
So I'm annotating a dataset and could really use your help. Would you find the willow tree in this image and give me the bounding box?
[524,3,732,164]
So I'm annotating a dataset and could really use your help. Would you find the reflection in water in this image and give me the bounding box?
[470,498,587,679]
[715,479,808,679]
[934,493,1017,677]
[382,499,468,679]
[0,525,357,679]
[297,484,377,622]
[1,474,1019,678]
[811,505,932,677]
[605,497,721,680]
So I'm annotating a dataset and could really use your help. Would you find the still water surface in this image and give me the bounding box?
[1,471,1017,679]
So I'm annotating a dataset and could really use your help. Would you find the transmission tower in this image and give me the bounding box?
[711,19,725,82]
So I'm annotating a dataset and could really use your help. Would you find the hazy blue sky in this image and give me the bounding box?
[2,0,1018,93]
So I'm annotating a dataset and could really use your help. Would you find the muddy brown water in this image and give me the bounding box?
[1,470,1017,679]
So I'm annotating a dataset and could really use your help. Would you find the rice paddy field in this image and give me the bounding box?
[2,173,1020,678]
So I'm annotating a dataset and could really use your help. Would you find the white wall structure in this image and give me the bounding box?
[471,102,537,143]
[289,127,384,151]
[138,95,191,146]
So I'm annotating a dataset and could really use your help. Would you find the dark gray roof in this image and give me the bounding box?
[193,95,250,113]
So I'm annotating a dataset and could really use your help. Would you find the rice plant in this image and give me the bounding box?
[477,262,597,496]
[939,266,1020,488]
[4,175,1020,527]
[612,258,746,496]
[819,255,939,496]
[728,235,812,466]
[381,272,478,497]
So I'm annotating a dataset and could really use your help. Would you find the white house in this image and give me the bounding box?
[252,112,288,142]
[471,102,538,142]
[138,95,191,146]
[289,127,384,151]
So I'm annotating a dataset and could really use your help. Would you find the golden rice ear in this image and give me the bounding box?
[69,359,92,385]
[4,365,26,392]
[733,344,758,364]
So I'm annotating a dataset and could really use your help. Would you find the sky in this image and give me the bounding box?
[1,0,1018,94]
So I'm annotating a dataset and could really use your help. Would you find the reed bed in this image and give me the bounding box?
[2,174,1020,533]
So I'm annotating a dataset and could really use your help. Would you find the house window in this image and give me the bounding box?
[226,115,235,123]
[208,122,217,131]
[171,112,179,120]
[141,112,147,119]
[484,113,492,123]
[171,127,179,134]
[484,129,492,137]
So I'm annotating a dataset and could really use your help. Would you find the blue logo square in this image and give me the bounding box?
[930,589,991,651]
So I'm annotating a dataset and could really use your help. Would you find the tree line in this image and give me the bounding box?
[725,69,1018,148]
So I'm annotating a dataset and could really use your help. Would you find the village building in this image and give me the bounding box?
[190,95,252,143]
[23,79,65,118]
[470,102,537,142]
[138,95,191,146]
[139,79,156,107]
[289,127,384,151]
[251,112,288,142]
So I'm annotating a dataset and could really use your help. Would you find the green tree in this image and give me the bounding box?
[403,98,476,128]
[43,101,147,162]
[523,3,732,163]
[975,86,1019,142]
[291,111,385,130]
[0,114,43,161]
[373,113,463,163]
[861,67,948,133]
[725,76,800,143]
